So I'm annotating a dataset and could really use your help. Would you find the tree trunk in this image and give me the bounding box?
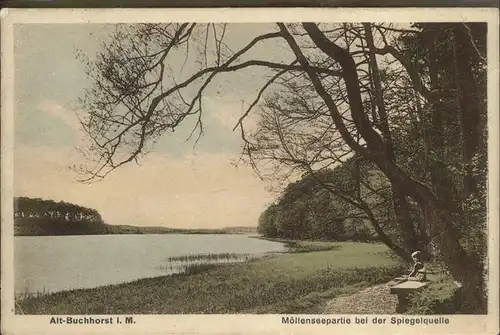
[453,24,482,198]
[392,186,419,253]
[363,23,420,254]
[426,206,486,313]
[361,201,412,263]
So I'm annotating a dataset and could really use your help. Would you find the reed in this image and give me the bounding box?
[157,252,261,275]
[165,252,251,262]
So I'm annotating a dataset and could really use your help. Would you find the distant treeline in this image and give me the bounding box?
[14,197,257,236]
[14,197,107,236]
[103,225,256,235]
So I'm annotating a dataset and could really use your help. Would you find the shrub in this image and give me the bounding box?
[406,279,461,314]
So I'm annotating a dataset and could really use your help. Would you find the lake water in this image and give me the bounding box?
[14,234,286,295]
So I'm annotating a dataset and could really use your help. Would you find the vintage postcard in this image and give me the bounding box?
[1,7,499,335]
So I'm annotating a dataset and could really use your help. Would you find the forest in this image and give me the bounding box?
[257,161,380,242]
[14,197,108,235]
[13,197,255,236]
[74,22,488,313]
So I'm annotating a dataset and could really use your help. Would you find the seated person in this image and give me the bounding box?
[406,250,427,281]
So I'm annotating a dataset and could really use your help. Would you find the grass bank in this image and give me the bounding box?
[255,237,345,253]
[17,241,405,314]
[405,262,468,314]
[406,278,462,314]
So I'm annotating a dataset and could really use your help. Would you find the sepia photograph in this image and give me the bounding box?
[1,8,499,335]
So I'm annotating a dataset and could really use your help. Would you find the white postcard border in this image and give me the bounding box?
[1,7,499,335]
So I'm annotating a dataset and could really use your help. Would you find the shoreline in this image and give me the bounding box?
[16,241,405,314]
[14,231,251,237]
[14,231,249,237]
[15,235,286,299]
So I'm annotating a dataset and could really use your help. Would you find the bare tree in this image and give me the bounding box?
[244,77,417,261]
[77,22,487,312]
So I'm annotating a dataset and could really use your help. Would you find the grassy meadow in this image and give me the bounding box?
[17,241,405,314]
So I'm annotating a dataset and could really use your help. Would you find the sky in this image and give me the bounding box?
[13,23,293,228]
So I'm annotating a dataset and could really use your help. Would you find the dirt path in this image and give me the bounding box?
[323,282,399,314]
